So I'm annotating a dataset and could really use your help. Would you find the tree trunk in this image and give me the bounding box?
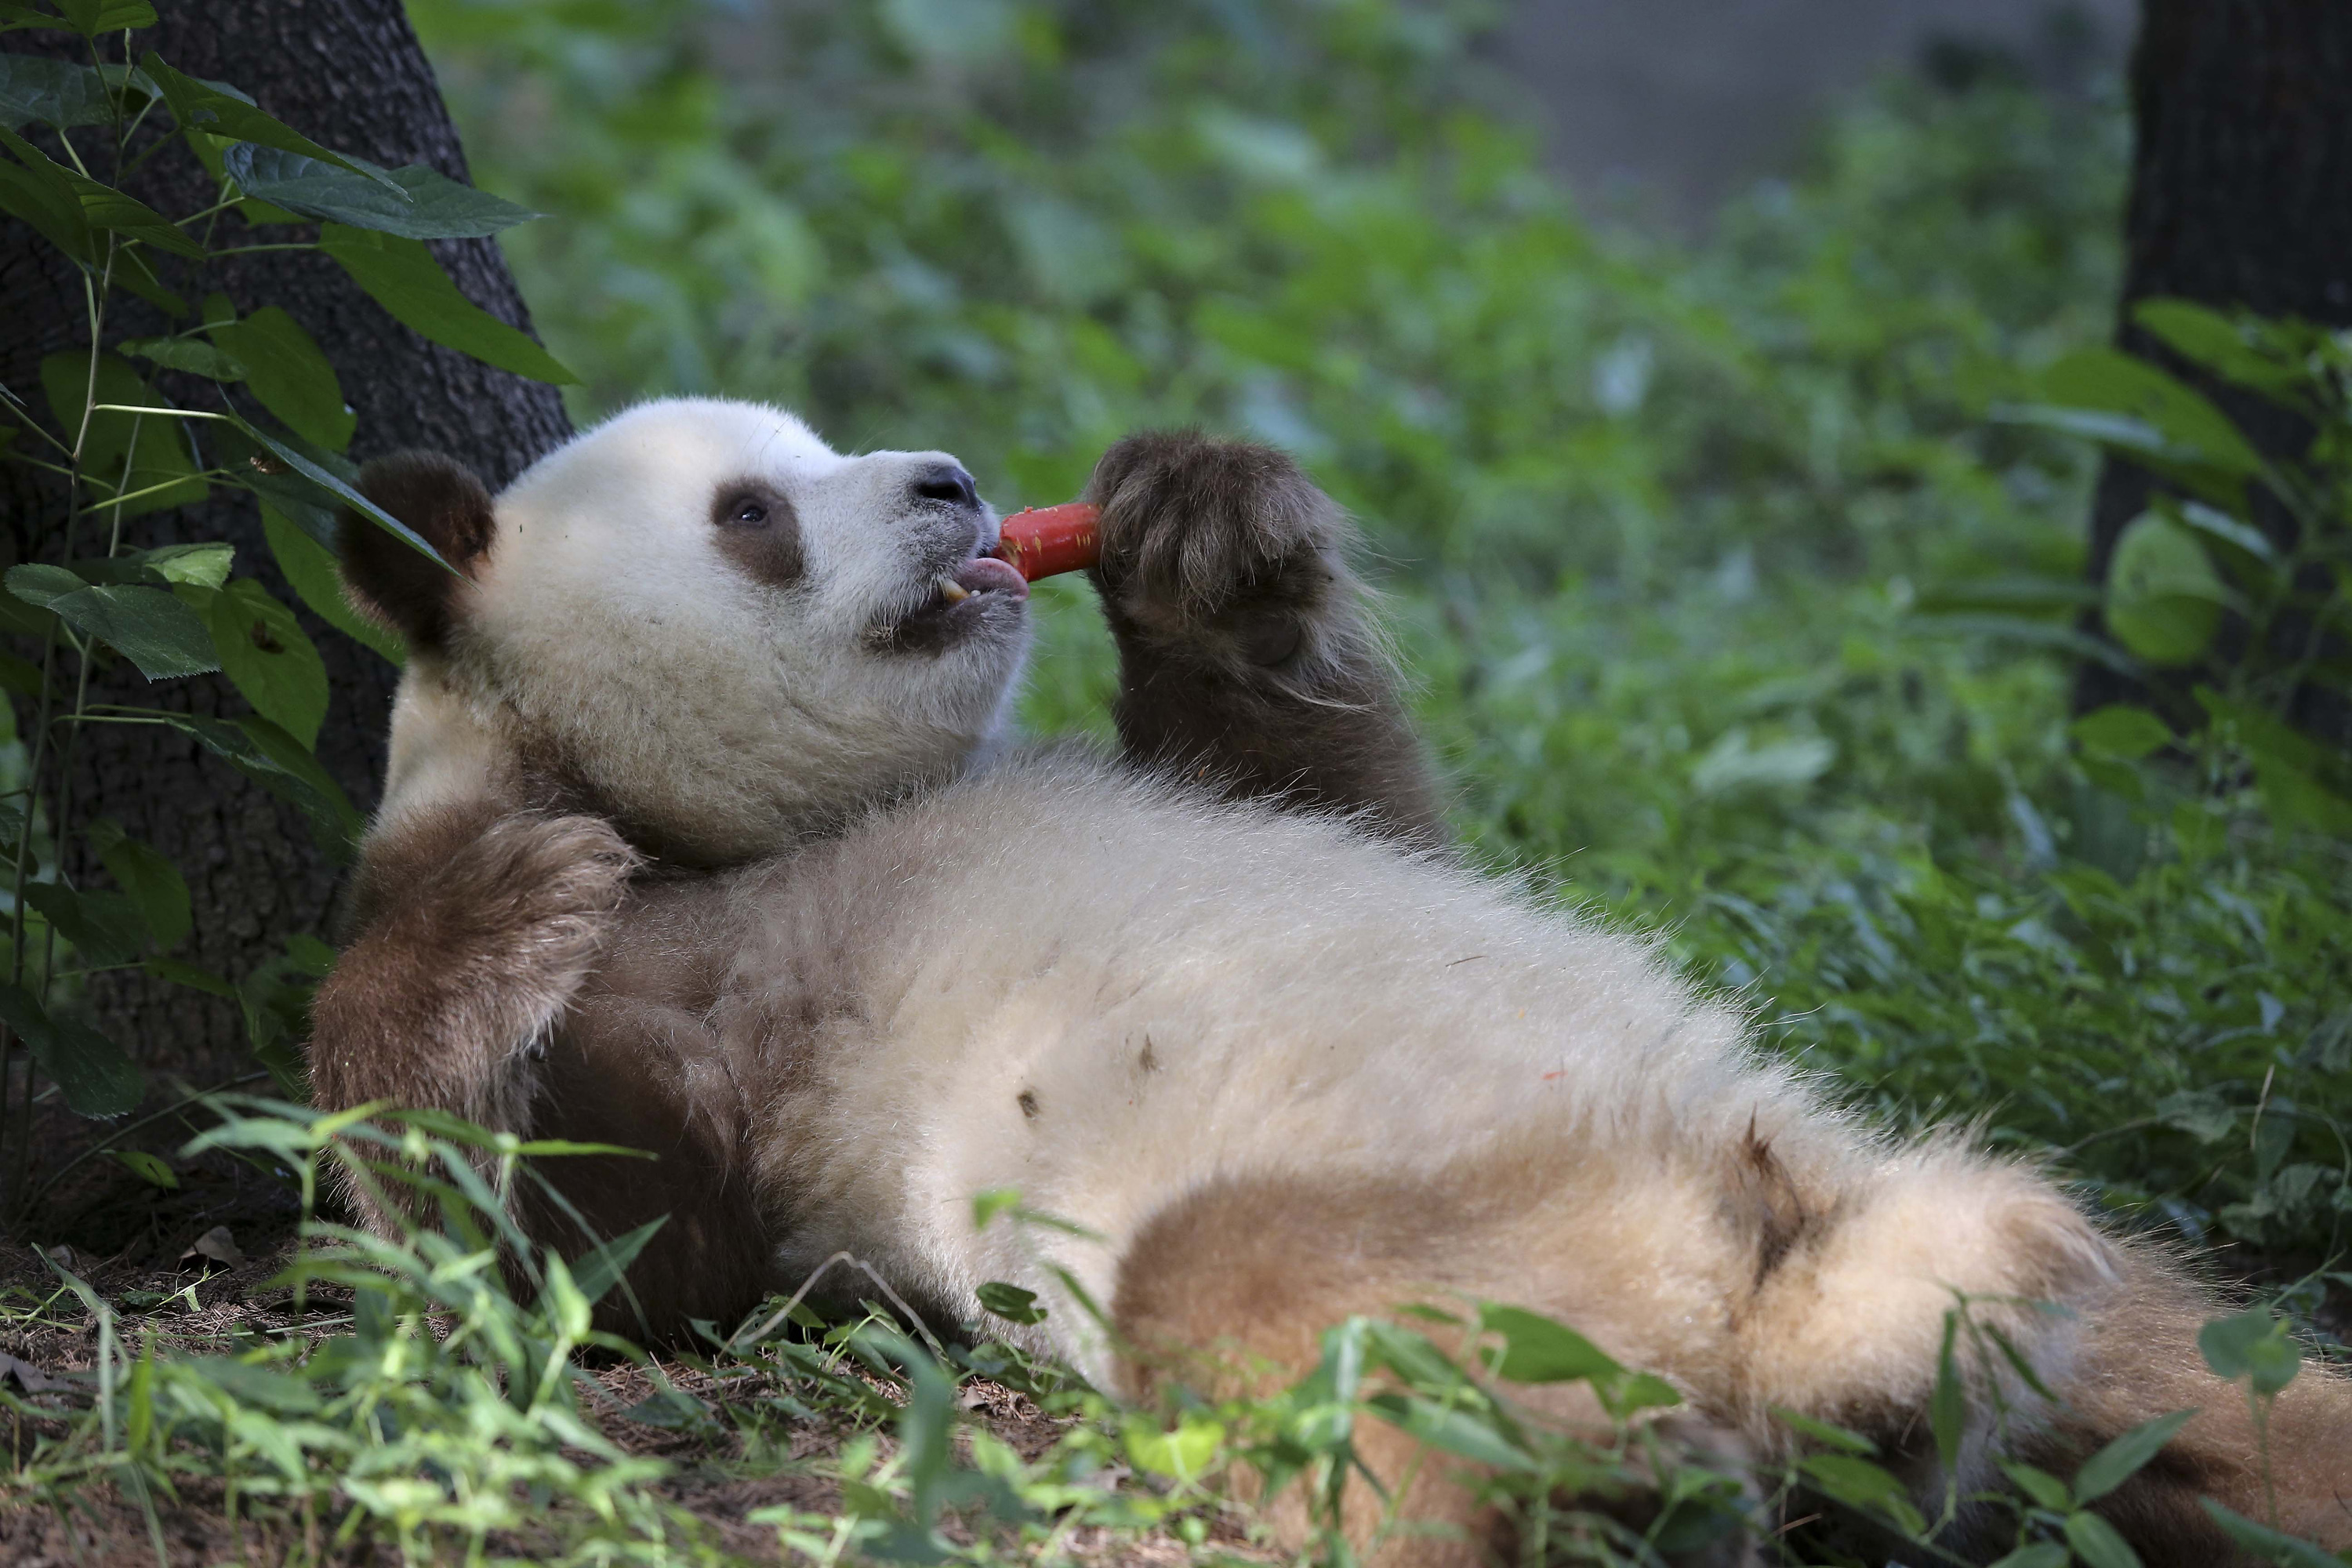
[2078,0,2352,737]
[0,2,570,1145]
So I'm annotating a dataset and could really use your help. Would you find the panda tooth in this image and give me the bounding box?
[938,577,971,604]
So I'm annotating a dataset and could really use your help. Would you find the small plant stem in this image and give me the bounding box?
[204,244,321,257]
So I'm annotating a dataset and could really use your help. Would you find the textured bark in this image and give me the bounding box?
[0,3,571,1123]
[2079,0,2352,736]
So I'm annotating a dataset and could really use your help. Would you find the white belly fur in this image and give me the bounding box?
[724,751,1844,1388]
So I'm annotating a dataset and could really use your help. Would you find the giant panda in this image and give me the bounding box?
[307,398,2351,1567]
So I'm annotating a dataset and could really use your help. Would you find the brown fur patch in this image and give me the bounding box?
[710,476,805,589]
[337,450,496,649]
[309,805,638,1222]
[1084,430,1446,844]
[1737,1118,1810,1287]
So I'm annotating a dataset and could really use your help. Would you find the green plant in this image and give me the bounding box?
[0,2,575,1213]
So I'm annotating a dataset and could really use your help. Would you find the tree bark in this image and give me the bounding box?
[2078,0,2352,737]
[0,2,571,1126]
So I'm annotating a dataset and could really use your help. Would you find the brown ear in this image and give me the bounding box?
[338,450,497,649]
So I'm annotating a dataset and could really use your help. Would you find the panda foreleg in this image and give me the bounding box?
[1081,431,1446,843]
[310,802,638,1200]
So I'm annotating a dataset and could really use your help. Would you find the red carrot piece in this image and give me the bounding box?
[991,502,1102,582]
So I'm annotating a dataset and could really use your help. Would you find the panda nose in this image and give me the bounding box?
[909,463,980,510]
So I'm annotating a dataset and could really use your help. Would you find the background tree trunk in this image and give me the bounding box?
[2078,0,2352,737]
[0,0,571,1181]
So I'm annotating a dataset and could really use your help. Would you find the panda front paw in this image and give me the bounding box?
[1083,430,1350,669]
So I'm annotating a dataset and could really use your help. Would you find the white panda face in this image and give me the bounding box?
[445,397,1033,865]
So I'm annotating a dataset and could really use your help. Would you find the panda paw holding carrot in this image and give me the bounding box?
[308,399,2352,1568]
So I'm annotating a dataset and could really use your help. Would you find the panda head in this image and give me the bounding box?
[339,397,1033,866]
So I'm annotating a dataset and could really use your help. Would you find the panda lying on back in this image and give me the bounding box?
[308,399,2350,1567]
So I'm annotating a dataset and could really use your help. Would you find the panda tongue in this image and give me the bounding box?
[954,554,1028,600]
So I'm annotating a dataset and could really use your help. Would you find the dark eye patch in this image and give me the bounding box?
[710,477,804,588]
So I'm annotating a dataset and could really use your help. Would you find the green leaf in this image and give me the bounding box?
[1929,1311,1965,1477]
[2198,1499,2350,1567]
[51,0,155,35]
[110,1149,176,1188]
[22,880,147,963]
[138,541,232,589]
[118,334,245,381]
[2042,347,2266,476]
[86,818,189,950]
[6,567,217,679]
[137,53,395,190]
[1475,1302,1624,1385]
[262,504,402,665]
[2198,1308,2302,1398]
[2001,1461,2073,1512]
[190,578,328,746]
[1771,1406,1879,1456]
[971,1186,1021,1231]
[0,53,116,129]
[569,1214,667,1306]
[319,223,577,383]
[220,416,449,574]
[2071,1409,2194,1504]
[154,711,360,856]
[2132,299,2305,402]
[142,956,235,999]
[2071,705,2172,763]
[2063,1510,2146,1568]
[1362,1391,1534,1472]
[1987,1547,2070,1568]
[1798,1452,1926,1534]
[975,1281,1047,1325]
[223,143,537,239]
[208,307,354,452]
[1122,1412,1225,1483]
[37,350,206,517]
[2106,511,2228,667]
[0,122,196,258]
[0,981,139,1116]
[0,133,88,258]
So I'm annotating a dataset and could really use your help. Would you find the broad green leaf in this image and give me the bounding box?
[0,981,140,1116]
[1987,1547,2070,1568]
[51,0,154,34]
[2071,705,2172,763]
[143,956,235,998]
[2071,1409,2194,1504]
[110,1149,176,1188]
[569,1214,666,1306]
[2042,347,2265,477]
[1477,1303,1625,1385]
[220,416,449,573]
[975,1280,1047,1325]
[0,53,114,129]
[208,307,353,451]
[23,880,146,963]
[1770,1406,1879,1455]
[260,504,403,665]
[1798,1452,1926,1534]
[2198,1308,2302,1398]
[2000,1460,2073,1512]
[2132,299,2303,402]
[0,136,88,257]
[154,710,360,855]
[223,142,537,239]
[86,817,189,949]
[137,53,395,190]
[2106,511,2227,667]
[971,1186,1022,1231]
[0,122,196,257]
[1122,1413,1225,1483]
[6,567,216,679]
[2198,1499,2349,1568]
[319,223,577,383]
[2063,1510,2146,1568]
[1362,1390,1534,1472]
[179,1356,321,1414]
[37,350,206,516]
[118,333,244,381]
[138,541,232,589]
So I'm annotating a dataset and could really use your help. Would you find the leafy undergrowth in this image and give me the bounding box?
[0,1102,2341,1568]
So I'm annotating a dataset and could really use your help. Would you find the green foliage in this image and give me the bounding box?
[0,4,568,1200]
